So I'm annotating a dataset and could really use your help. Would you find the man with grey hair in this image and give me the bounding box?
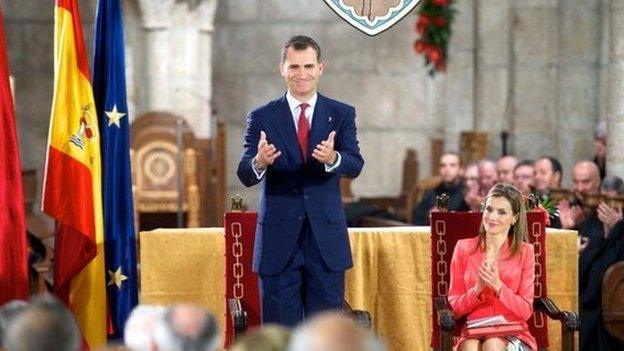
[288,311,386,351]
[152,303,220,351]
[124,304,166,351]
[496,155,518,184]
[3,295,79,351]
[477,159,498,196]
[0,300,28,348]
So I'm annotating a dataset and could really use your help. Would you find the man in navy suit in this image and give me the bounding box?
[237,35,364,327]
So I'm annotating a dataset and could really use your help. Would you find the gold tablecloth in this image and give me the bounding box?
[140,227,578,351]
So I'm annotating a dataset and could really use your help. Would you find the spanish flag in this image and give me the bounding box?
[42,0,107,347]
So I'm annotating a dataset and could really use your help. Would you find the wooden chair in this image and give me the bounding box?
[603,261,624,343]
[130,112,202,230]
[430,210,579,351]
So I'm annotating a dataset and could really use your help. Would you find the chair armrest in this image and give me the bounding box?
[228,298,248,336]
[435,297,455,331]
[343,301,373,330]
[533,297,580,331]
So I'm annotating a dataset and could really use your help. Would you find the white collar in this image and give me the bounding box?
[286,91,318,112]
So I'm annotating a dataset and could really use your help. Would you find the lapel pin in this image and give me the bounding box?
[328,117,333,123]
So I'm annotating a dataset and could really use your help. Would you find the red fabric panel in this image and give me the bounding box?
[224,212,261,348]
[430,211,483,348]
[0,8,29,304]
[526,211,549,348]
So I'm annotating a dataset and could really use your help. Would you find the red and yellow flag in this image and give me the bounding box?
[42,0,106,347]
[0,8,29,305]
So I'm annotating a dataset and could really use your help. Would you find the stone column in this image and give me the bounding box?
[474,0,510,157]
[556,0,600,179]
[139,0,174,111]
[194,0,219,138]
[508,1,558,161]
[443,0,475,152]
[607,0,624,176]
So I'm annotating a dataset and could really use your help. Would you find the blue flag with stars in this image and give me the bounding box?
[92,0,138,339]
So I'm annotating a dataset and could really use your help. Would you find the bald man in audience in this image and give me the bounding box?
[477,159,498,196]
[559,161,601,229]
[124,305,166,351]
[513,160,535,196]
[3,295,80,351]
[152,303,220,351]
[288,311,386,351]
[496,155,518,184]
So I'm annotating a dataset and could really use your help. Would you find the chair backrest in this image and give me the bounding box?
[602,261,624,343]
[130,112,201,229]
[429,210,550,348]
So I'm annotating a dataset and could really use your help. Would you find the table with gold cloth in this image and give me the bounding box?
[140,227,578,351]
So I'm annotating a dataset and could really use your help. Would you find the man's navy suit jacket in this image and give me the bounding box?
[237,93,364,276]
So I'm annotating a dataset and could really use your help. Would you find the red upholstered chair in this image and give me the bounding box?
[430,210,579,351]
[223,207,372,347]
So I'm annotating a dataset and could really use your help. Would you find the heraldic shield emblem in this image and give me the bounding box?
[323,0,421,36]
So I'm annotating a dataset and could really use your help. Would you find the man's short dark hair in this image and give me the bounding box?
[514,159,534,172]
[441,151,462,166]
[601,176,624,194]
[280,35,322,63]
[4,294,80,351]
[539,156,563,178]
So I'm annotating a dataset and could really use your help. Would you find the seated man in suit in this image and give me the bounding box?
[578,175,624,351]
[412,152,469,225]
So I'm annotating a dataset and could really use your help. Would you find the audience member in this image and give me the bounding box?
[496,155,518,184]
[463,162,482,211]
[230,324,291,351]
[124,305,166,351]
[533,156,562,196]
[288,311,386,351]
[512,160,534,197]
[477,159,497,196]
[578,175,624,350]
[448,183,536,351]
[412,152,469,225]
[558,161,601,229]
[3,294,80,351]
[593,121,607,180]
[0,300,28,348]
[152,303,220,351]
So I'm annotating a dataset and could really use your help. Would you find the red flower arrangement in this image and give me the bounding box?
[413,0,455,75]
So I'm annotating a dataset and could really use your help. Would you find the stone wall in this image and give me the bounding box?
[213,0,447,206]
[3,0,609,213]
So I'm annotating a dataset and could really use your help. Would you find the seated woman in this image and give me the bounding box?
[448,183,537,351]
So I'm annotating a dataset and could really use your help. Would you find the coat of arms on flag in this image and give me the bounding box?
[322,0,421,36]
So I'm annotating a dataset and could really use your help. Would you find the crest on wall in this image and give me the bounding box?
[322,0,421,36]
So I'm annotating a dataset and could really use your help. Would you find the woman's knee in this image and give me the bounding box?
[457,338,481,351]
[481,337,507,351]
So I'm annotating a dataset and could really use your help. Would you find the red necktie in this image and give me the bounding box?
[297,103,310,161]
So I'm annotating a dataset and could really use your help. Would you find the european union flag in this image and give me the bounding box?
[92,0,138,339]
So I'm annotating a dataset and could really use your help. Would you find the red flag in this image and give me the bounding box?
[0,8,29,304]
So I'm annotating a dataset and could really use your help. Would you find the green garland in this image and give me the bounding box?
[413,0,455,76]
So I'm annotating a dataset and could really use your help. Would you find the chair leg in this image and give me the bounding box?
[440,328,453,351]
